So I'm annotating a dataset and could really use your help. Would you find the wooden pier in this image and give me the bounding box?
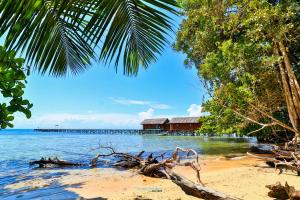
[33,129,163,135]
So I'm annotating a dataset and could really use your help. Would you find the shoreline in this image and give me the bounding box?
[5,155,300,200]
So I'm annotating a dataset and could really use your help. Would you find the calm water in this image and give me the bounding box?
[0,129,256,199]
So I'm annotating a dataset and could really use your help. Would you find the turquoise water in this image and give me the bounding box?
[0,129,256,199]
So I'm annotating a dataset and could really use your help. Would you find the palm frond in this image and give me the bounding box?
[0,0,94,76]
[0,0,178,76]
[86,0,178,75]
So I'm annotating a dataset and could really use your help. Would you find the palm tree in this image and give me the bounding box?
[0,0,178,76]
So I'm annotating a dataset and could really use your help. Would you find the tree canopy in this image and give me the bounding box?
[175,0,300,141]
[0,47,32,129]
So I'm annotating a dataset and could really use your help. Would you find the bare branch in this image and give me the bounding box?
[247,122,277,135]
[249,104,297,134]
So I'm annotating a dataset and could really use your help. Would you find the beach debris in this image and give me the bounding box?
[266,182,300,200]
[91,147,144,168]
[249,146,273,154]
[137,187,162,192]
[168,171,239,200]
[134,195,152,200]
[29,157,83,168]
[78,197,107,200]
[91,146,240,200]
[247,143,300,176]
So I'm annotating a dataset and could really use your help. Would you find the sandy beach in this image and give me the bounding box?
[5,155,300,200]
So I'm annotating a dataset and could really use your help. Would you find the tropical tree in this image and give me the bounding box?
[0,47,32,128]
[0,0,178,127]
[175,0,300,141]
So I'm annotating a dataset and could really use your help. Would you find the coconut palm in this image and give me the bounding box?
[0,0,178,76]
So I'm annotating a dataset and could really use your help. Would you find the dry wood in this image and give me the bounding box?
[91,146,239,199]
[266,182,300,200]
[168,170,240,200]
[249,146,273,154]
[247,144,300,176]
[29,157,83,168]
[246,152,276,162]
[91,146,143,168]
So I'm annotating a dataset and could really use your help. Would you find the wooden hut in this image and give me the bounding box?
[141,118,169,131]
[169,117,201,131]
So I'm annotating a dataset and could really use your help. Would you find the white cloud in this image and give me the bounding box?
[11,103,205,129]
[110,97,150,106]
[187,104,203,117]
[13,112,142,129]
[110,97,171,109]
[13,108,162,129]
[138,108,154,120]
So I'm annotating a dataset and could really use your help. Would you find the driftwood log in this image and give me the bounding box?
[29,157,83,168]
[247,143,300,176]
[249,146,273,154]
[266,182,300,200]
[29,147,240,199]
[168,170,239,200]
[91,146,240,200]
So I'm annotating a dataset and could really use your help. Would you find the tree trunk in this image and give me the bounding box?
[277,41,300,140]
[91,146,241,199]
[168,171,240,200]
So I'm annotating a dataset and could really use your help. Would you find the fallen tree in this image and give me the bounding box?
[249,146,273,154]
[168,170,239,200]
[247,143,300,176]
[29,147,239,199]
[91,146,239,200]
[29,157,84,168]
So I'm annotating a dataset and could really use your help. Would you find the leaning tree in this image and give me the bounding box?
[175,0,300,142]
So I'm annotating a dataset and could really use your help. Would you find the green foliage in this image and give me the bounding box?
[0,47,32,129]
[0,0,179,76]
[175,0,300,138]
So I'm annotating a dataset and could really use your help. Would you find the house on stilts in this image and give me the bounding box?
[141,117,201,133]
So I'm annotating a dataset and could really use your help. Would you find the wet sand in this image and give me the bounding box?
[6,155,300,200]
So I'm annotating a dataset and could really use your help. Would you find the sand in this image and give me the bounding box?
[6,155,300,199]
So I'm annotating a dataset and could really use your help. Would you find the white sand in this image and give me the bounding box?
[6,156,300,200]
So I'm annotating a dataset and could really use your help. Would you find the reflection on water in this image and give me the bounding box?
[0,129,256,199]
[199,137,254,155]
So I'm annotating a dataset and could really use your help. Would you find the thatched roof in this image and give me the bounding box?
[169,117,200,124]
[141,118,169,125]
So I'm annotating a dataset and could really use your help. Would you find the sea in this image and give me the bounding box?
[0,129,256,200]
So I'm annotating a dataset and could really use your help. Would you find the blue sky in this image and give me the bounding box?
[13,47,206,129]
[5,13,207,129]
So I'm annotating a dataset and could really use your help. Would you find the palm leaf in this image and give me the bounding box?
[0,0,95,76]
[86,0,178,75]
[0,0,178,76]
